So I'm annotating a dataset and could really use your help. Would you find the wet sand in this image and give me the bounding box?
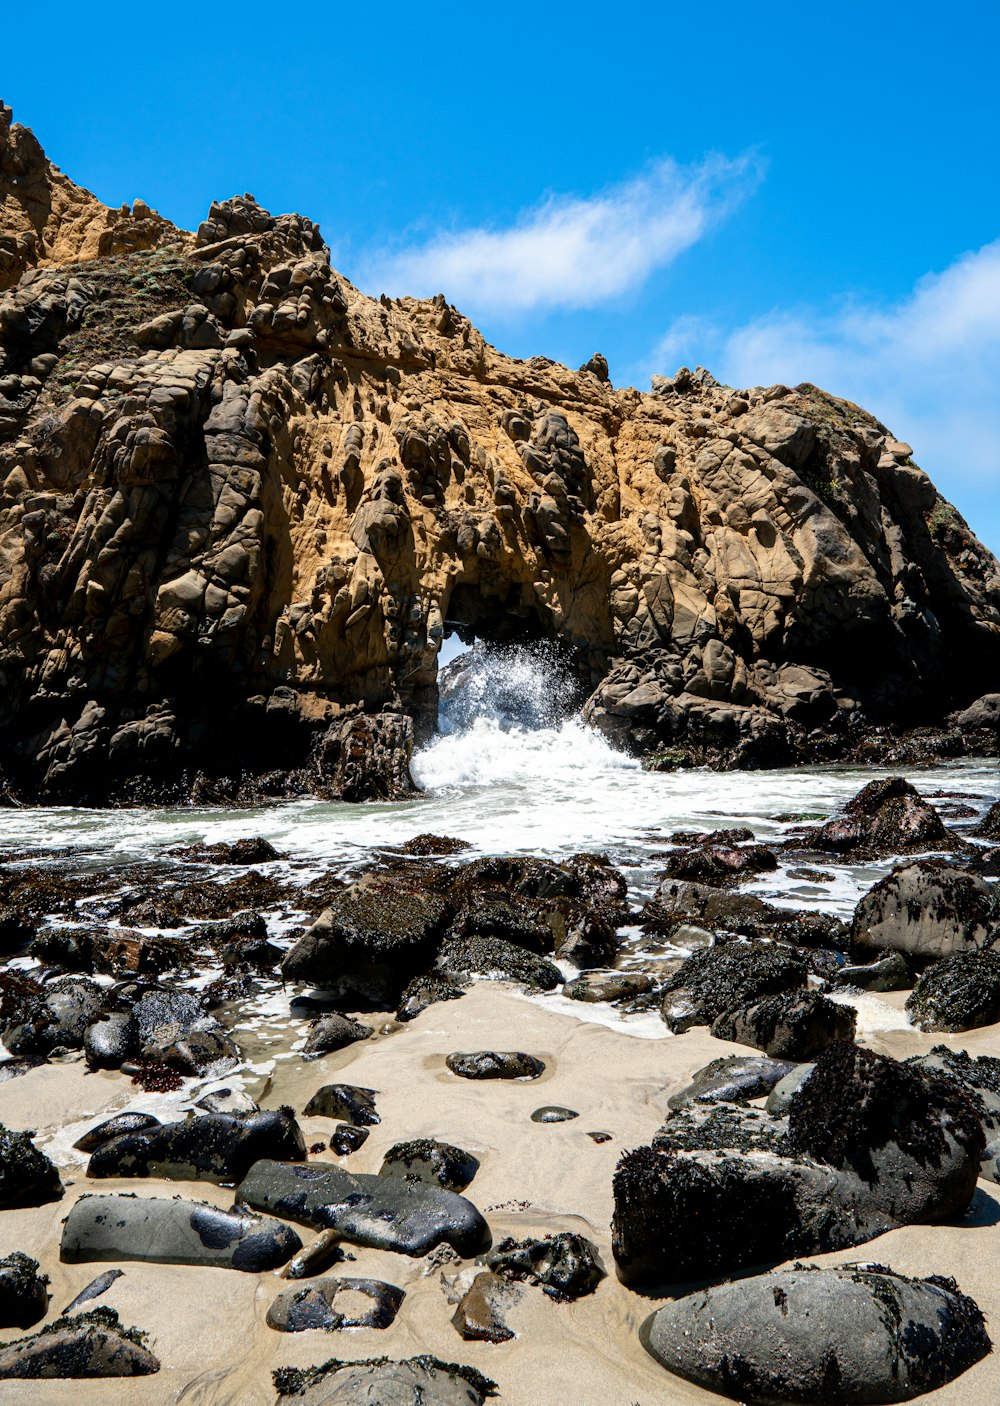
[3,981,1000,1405]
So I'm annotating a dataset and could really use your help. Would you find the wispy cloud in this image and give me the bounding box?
[649,240,1000,495]
[360,154,761,317]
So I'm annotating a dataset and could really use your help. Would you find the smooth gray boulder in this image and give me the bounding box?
[642,1264,990,1403]
[766,1063,815,1113]
[852,859,1000,964]
[61,1195,301,1271]
[237,1159,489,1257]
[272,1356,495,1405]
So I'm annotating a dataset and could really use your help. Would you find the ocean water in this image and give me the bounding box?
[0,642,995,924]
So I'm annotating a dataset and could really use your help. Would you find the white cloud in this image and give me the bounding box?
[359,154,760,317]
[650,240,1000,498]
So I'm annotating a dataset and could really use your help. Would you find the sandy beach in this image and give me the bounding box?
[3,977,1000,1406]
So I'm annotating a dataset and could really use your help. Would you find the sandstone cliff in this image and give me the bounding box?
[0,104,998,802]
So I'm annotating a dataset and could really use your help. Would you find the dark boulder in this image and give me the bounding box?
[711,990,857,1060]
[304,1084,379,1125]
[660,842,778,886]
[906,950,1000,1031]
[852,859,1000,964]
[86,1108,306,1184]
[805,776,952,854]
[237,1159,490,1257]
[667,1055,798,1109]
[0,1252,48,1328]
[564,971,653,1003]
[436,932,562,990]
[0,1307,160,1379]
[281,874,448,1004]
[613,1043,984,1287]
[266,1276,404,1332]
[0,1124,63,1208]
[83,1013,138,1070]
[660,940,808,1032]
[73,1112,162,1153]
[379,1138,479,1191]
[485,1232,604,1299]
[646,880,847,951]
[831,951,911,992]
[61,1194,301,1271]
[446,1051,545,1080]
[396,971,466,1022]
[302,1013,372,1057]
[974,799,1000,840]
[329,1124,369,1155]
[642,1264,990,1403]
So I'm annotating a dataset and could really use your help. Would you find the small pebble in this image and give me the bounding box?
[531,1106,579,1123]
[587,1131,613,1144]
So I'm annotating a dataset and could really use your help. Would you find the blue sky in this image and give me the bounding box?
[4,1,998,550]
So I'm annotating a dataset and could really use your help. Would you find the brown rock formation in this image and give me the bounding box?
[0,102,182,290]
[0,103,998,801]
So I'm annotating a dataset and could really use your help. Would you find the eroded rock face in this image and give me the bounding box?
[0,106,998,802]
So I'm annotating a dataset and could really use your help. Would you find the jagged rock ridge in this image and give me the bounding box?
[0,102,998,801]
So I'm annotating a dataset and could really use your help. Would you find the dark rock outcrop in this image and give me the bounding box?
[852,859,1000,964]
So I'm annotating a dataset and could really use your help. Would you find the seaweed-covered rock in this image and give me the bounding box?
[852,858,1000,964]
[710,990,856,1060]
[380,1139,479,1191]
[974,799,1000,840]
[642,1264,990,1403]
[2,973,104,1056]
[302,1014,373,1058]
[83,1013,139,1069]
[0,1307,160,1379]
[436,932,561,990]
[659,843,778,886]
[131,986,240,1074]
[0,1252,48,1328]
[806,776,952,855]
[613,1044,984,1286]
[237,1160,489,1257]
[0,1124,63,1208]
[660,941,808,1032]
[906,950,1000,1032]
[61,1195,301,1271]
[446,1051,545,1080]
[396,971,466,1022]
[831,951,911,992]
[267,1277,404,1332]
[272,1355,496,1404]
[304,1085,379,1125]
[667,1055,798,1109]
[646,881,847,951]
[485,1232,604,1299]
[564,970,654,1004]
[281,876,448,1004]
[86,1108,306,1184]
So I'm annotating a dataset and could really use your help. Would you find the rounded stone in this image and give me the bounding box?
[530,1106,579,1123]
